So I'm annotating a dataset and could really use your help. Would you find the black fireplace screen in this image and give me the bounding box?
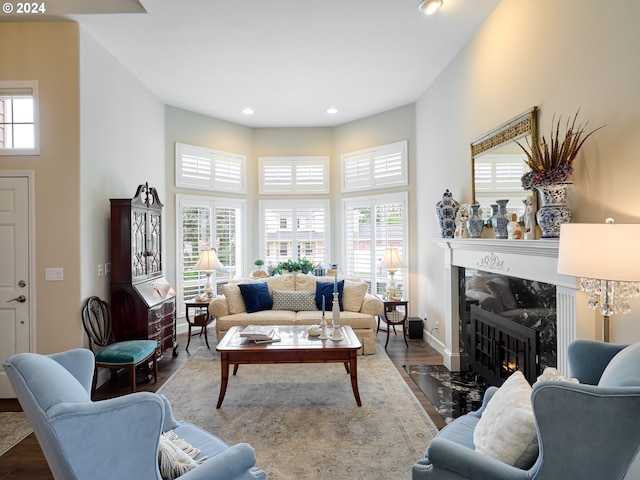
[470,304,539,386]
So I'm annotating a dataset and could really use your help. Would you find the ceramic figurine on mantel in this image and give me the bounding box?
[491,199,509,239]
[507,212,523,240]
[523,195,537,240]
[466,204,484,239]
[454,204,471,239]
[435,189,460,238]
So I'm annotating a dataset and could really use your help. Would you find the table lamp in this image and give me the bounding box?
[194,249,224,298]
[557,219,640,342]
[379,247,407,300]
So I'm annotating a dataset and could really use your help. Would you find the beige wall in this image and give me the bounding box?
[416,0,640,347]
[0,23,82,354]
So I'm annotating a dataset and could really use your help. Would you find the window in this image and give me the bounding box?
[342,141,407,192]
[176,195,245,316]
[259,156,329,194]
[260,200,329,267]
[0,81,39,155]
[343,193,408,297]
[176,143,245,193]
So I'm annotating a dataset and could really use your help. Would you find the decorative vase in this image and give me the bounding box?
[466,204,484,238]
[491,199,509,239]
[435,189,459,238]
[534,182,572,238]
[331,292,342,341]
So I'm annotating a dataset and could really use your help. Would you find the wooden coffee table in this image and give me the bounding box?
[215,325,362,408]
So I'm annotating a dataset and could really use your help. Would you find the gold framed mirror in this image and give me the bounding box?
[471,106,538,223]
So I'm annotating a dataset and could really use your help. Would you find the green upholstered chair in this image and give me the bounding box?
[81,296,157,396]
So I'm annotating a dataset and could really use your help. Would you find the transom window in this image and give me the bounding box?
[259,156,329,195]
[342,141,407,192]
[0,81,39,155]
[175,142,245,193]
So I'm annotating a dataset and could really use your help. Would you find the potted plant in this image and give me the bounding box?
[253,259,265,271]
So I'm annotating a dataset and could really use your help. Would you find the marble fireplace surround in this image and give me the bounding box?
[435,238,593,376]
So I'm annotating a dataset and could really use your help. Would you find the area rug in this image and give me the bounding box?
[0,412,32,456]
[157,344,439,479]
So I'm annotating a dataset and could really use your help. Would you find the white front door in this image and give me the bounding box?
[0,175,32,398]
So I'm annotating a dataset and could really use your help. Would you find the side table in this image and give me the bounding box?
[377,298,409,348]
[185,300,214,351]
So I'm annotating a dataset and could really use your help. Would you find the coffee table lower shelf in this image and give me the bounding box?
[215,325,362,408]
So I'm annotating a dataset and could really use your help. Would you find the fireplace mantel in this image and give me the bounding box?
[435,238,586,375]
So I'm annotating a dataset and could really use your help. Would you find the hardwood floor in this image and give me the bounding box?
[0,329,445,479]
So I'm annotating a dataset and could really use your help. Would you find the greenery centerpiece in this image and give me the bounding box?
[518,111,604,190]
[272,258,315,275]
[253,259,265,270]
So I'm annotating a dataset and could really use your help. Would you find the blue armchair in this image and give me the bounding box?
[3,348,266,480]
[412,339,640,480]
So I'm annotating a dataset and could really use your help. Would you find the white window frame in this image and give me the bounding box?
[343,192,409,297]
[175,142,245,193]
[175,194,246,317]
[0,81,40,156]
[259,199,330,267]
[342,140,407,193]
[259,156,330,195]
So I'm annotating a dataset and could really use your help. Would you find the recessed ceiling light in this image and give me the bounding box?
[327,108,338,114]
[418,0,443,15]
[242,108,254,115]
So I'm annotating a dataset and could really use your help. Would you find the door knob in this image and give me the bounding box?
[8,295,26,303]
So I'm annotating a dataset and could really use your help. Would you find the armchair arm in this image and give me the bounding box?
[567,339,628,384]
[468,386,498,418]
[360,293,383,316]
[414,437,530,480]
[208,295,229,318]
[532,381,640,479]
[177,443,258,480]
[47,392,164,479]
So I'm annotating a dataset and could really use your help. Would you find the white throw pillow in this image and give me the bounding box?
[342,280,368,312]
[473,371,538,469]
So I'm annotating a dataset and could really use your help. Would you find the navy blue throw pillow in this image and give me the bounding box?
[238,283,273,313]
[315,280,344,311]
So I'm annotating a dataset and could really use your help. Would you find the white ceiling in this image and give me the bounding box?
[67,0,500,127]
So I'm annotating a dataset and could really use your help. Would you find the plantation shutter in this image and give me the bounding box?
[259,157,329,194]
[176,143,245,192]
[342,141,407,192]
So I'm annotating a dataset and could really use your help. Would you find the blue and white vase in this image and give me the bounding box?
[535,182,572,238]
[435,189,459,238]
[466,204,484,238]
[491,199,509,239]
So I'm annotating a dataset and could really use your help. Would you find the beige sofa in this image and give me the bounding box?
[208,273,383,354]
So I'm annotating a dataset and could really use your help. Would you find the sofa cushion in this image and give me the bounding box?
[343,280,368,312]
[238,283,273,314]
[272,290,317,312]
[599,343,640,387]
[473,371,538,469]
[221,283,247,314]
[315,280,344,311]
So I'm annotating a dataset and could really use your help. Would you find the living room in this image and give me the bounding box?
[2,0,640,477]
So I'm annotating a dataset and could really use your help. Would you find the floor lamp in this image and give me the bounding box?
[557,220,640,342]
[194,249,223,298]
[379,247,407,301]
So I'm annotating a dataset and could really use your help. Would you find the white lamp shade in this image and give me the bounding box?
[558,223,640,282]
[194,249,223,272]
[379,247,407,270]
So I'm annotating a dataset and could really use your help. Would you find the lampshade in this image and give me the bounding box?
[558,223,640,282]
[194,249,223,273]
[379,248,407,271]
[418,0,443,15]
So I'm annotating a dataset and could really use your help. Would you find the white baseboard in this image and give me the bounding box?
[425,328,446,357]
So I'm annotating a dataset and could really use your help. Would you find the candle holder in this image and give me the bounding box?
[319,312,328,340]
[330,291,343,341]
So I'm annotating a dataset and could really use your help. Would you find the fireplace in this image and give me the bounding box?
[470,305,539,386]
[435,238,590,376]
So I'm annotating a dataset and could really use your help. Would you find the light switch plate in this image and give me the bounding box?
[45,268,64,281]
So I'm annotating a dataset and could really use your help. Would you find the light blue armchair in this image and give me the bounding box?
[3,348,266,480]
[412,339,640,480]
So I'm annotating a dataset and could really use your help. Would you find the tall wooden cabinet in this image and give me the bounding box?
[110,183,178,359]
